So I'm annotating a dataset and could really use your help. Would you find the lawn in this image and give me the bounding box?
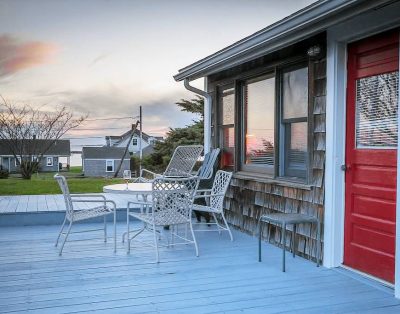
[0,168,123,195]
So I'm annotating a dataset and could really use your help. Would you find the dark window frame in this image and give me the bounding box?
[216,83,235,170]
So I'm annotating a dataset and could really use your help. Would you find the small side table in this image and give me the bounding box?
[258,213,321,272]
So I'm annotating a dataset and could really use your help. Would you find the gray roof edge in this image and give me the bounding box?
[174,0,390,81]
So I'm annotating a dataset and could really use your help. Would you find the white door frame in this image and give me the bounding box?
[324,2,400,298]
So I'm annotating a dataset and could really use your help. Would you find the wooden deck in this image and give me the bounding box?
[0,194,136,213]
[0,222,399,313]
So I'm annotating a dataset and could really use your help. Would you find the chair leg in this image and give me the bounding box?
[316,219,321,267]
[55,216,67,247]
[127,224,145,254]
[59,221,73,256]
[212,213,222,235]
[153,223,160,262]
[220,211,233,241]
[282,223,286,272]
[104,215,107,243]
[189,219,199,257]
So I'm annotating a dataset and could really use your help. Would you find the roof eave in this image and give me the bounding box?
[173,0,391,81]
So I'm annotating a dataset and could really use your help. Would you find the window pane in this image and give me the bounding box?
[356,71,399,148]
[221,127,235,169]
[287,122,307,178]
[283,67,308,119]
[221,88,235,125]
[244,76,275,167]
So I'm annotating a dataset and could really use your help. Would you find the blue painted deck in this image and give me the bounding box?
[0,222,399,313]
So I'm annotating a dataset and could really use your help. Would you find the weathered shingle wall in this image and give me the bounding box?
[222,58,326,261]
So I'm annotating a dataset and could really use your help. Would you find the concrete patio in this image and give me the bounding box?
[0,221,400,313]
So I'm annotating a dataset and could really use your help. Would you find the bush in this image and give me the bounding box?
[0,167,9,179]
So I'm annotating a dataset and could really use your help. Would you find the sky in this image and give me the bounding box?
[0,0,315,152]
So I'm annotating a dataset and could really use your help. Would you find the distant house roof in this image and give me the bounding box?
[106,129,162,146]
[82,147,130,159]
[174,0,391,81]
[0,139,70,156]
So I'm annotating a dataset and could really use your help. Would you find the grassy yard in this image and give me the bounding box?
[0,167,123,195]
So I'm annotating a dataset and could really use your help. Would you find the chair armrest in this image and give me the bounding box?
[70,194,106,200]
[128,200,152,207]
[141,168,159,177]
[127,200,152,214]
[71,199,116,209]
[194,193,225,199]
[196,189,212,194]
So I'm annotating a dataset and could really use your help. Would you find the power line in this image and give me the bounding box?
[68,127,128,131]
[85,116,139,121]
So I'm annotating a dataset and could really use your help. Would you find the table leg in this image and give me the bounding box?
[316,219,321,267]
[258,218,262,262]
[292,224,296,258]
[282,222,286,272]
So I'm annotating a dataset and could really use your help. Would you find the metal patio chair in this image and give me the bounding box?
[126,176,199,262]
[196,148,220,181]
[192,170,233,241]
[138,145,203,181]
[54,174,116,255]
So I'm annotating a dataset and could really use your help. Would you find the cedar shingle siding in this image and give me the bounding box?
[208,35,326,261]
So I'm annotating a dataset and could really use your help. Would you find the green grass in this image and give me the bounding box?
[0,171,123,195]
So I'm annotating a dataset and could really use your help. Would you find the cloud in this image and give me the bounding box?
[0,34,58,77]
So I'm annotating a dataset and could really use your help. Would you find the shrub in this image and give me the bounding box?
[0,167,9,179]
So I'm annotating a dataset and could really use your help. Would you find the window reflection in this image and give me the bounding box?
[244,75,275,169]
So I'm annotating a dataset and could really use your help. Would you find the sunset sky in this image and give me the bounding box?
[0,0,315,148]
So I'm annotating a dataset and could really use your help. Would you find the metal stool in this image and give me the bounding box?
[258,213,321,272]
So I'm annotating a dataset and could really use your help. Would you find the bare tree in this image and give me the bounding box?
[0,97,86,179]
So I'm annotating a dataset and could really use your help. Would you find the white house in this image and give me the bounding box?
[105,130,163,156]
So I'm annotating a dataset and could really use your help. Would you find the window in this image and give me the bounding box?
[355,71,399,148]
[243,74,275,173]
[46,157,53,167]
[280,66,309,179]
[46,157,53,166]
[106,159,114,172]
[132,138,138,146]
[234,63,309,181]
[15,157,21,167]
[218,86,235,169]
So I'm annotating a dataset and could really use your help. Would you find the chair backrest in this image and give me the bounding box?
[54,174,74,220]
[164,145,203,177]
[152,176,199,225]
[197,148,220,180]
[210,170,233,210]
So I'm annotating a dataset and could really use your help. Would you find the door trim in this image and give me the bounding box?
[324,1,400,298]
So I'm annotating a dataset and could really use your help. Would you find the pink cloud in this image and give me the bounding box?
[0,34,58,77]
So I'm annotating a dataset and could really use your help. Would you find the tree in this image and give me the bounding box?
[0,97,86,179]
[142,96,204,173]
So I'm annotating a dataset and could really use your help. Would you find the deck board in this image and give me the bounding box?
[0,223,399,313]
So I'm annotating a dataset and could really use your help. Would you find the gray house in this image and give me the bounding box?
[82,147,130,177]
[0,139,70,173]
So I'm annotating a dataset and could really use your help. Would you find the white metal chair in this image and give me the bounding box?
[54,174,117,255]
[126,176,199,262]
[196,148,220,180]
[192,170,233,241]
[138,145,203,181]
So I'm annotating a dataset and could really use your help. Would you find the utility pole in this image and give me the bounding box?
[139,106,143,175]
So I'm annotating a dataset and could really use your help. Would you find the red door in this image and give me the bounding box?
[344,29,399,283]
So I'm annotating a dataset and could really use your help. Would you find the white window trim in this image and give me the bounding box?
[132,138,138,146]
[46,157,53,166]
[106,159,114,172]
